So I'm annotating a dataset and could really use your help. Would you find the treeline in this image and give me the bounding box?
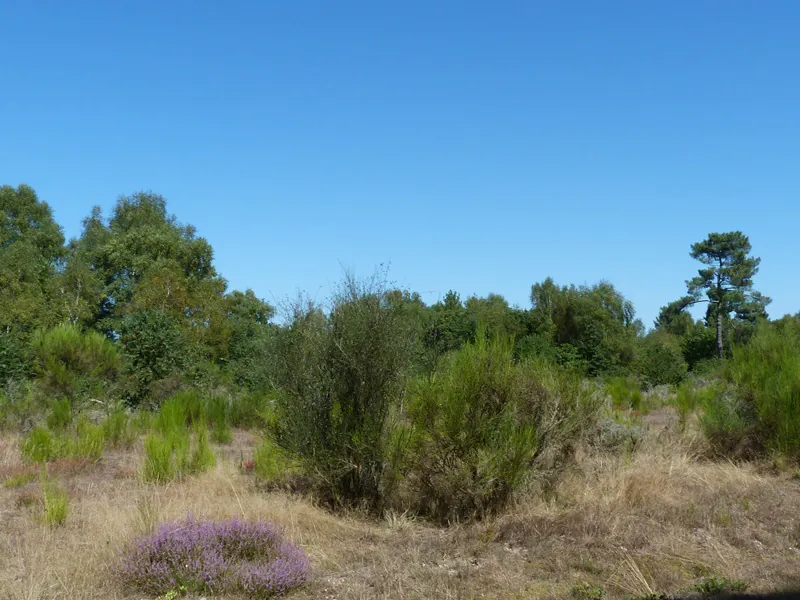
[0,184,781,404]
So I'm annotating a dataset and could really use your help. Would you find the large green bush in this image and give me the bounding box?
[271,275,413,510]
[634,335,688,387]
[403,333,600,522]
[702,323,800,457]
[30,324,120,408]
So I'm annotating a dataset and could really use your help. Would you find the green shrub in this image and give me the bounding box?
[103,408,136,448]
[3,471,37,488]
[189,422,216,473]
[142,424,216,484]
[272,274,413,510]
[698,387,758,457]
[206,395,233,444]
[634,336,688,387]
[723,324,800,456]
[404,334,600,522]
[21,426,59,463]
[692,575,748,596]
[143,434,177,483]
[252,437,294,484]
[229,392,273,428]
[571,582,606,600]
[30,324,120,408]
[673,381,718,432]
[0,332,30,388]
[692,324,800,458]
[46,397,73,430]
[119,310,187,406]
[74,417,106,459]
[606,376,644,412]
[21,420,106,463]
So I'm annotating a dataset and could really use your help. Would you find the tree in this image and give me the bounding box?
[224,289,277,389]
[528,278,641,375]
[0,185,65,334]
[424,291,475,360]
[69,193,230,369]
[686,232,770,359]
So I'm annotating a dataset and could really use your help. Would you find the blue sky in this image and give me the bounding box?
[2,1,798,327]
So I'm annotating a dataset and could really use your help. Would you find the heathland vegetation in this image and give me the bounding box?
[1,184,799,599]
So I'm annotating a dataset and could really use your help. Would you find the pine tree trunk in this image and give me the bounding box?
[716,308,723,359]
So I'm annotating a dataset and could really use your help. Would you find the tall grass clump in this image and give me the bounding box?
[271,273,413,510]
[20,419,106,463]
[206,395,233,444]
[404,332,601,522]
[102,407,136,448]
[120,515,310,597]
[41,474,69,527]
[142,423,216,483]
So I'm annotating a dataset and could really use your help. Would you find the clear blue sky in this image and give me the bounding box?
[2,1,798,327]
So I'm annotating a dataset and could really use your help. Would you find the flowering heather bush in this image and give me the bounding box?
[120,515,310,597]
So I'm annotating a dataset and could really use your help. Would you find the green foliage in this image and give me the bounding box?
[405,334,600,522]
[3,471,37,488]
[606,376,644,412]
[634,335,688,387]
[74,417,107,459]
[47,397,73,430]
[190,422,216,473]
[673,381,718,432]
[103,407,136,448]
[571,582,606,600]
[424,290,476,361]
[0,332,30,387]
[41,476,69,527]
[119,310,187,405]
[224,289,277,389]
[529,278,640,376]
[20,418,106,463]
[21,427,59,463]
[142,423,216,483]
[205,395,233,444]
[31,324,120,406]
[701,323,800,457]
[272,273,413,510]
[691,575,748,596]
[252,437,294,484]
[0,185,65,335]
[229,392,273,428]
[143,434,176,483]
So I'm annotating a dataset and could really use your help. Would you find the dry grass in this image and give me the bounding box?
[1,409,799,600]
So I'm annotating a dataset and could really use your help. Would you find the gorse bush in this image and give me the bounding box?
[47,397,72,430]
[721,323,800,457]
[673,381,718,432]
[605,376,644,412]
[691,323,800,458]
[272,273,413,510]
[120,515,310,597]
[404,333,601,522]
